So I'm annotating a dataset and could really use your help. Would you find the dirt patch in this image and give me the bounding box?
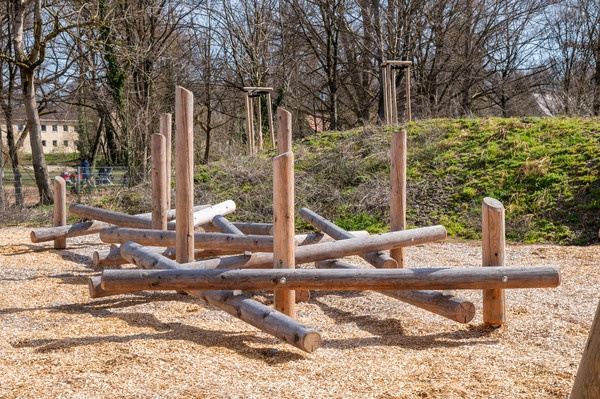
[0,226,598,398]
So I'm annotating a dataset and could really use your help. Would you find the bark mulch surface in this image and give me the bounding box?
[0,226,598,398]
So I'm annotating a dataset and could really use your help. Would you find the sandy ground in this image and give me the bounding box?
[0,226,598,398]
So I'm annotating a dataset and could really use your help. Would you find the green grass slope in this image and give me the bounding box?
[195,117,599,244]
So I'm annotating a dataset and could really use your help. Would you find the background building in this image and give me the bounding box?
[0,109,79,155]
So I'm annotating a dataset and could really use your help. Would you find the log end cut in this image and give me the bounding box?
[456,301,476,323]
[298,330,322,353]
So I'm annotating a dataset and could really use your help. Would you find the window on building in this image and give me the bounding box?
[18,124,24,131]
[52,125,58,132]
[63,125,68,132]
[42,140,46,147]
[52,140,57,147]
[41,125,46,131]
[64,140,69,147]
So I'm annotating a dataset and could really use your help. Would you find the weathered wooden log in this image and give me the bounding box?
[390,129,407,267]
[229,222,273,235]
[212,215,244,235]
[101,264,561,292]
[192,200,237,228]
[315,259,475,323]
[92,230,370,267]
[266,93,275,148]
[30,205,211,243]
[175,86,195,263]
[482,197,506,327]
[89,276,136,298]
[53,176,67,249]
[69,203,177,230]
[106,241,321,352]
[273,151,296,316]
[151,133,168,230]
[96,230,388,271]
[277,108,292,154]
[100,227,275,252]
[32,220,113,243]
[245,92,254,155]
[570,299,600,399]
[182,225,447,270]
[299,207,397,268]
[93,246,220,267]
[159,113,172,210]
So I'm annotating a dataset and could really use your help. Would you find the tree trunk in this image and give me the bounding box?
[1,104,23,206]
[20,67,52,205]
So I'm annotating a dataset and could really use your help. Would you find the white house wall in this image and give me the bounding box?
[0,120,79,155]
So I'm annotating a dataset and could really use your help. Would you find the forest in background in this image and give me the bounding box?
[1,0,600,206]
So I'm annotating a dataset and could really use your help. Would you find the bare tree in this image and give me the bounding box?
[0,0,23,206]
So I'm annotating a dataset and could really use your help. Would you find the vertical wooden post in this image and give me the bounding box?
[405,66,412,122]
[245,92,254,155]
[273,151,295,317]
[53,176,66,249]
[390,129,407,267]
[482,197,506,326]
[570,299,600,399]
[274,106,294,316]
[151,133,168,230]
[160,113,172,210]
[266,93,275,148]
[391,68,398,125]
[381,65,390,125]
[175,86,195,263]
[277,108,292,154]
[257,96,263,151]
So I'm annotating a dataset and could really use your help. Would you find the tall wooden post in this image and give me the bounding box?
[53,176,66,249]
[570,299,600,399]
[151,134,168,230]
[482,197,506,326]
[273,107,295,316]
[391,68,398,124]
[385,65,393,124]
[256,96,263,151]
[381,61,412,125]
[381,66,388,124]
[243,87,274,154]
[273,151,295,317]
[277,108,292,154]
[266,93,275,148]
[405,67,412,122]
[244,92,254,155]
[175,86,194,263]
[390,129,407,267]
[159,113,172,210]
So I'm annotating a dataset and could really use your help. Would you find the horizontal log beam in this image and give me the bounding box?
[101,242,321,353]
[230,222,273,235]
[299,207,396,268]
[315,259,475,323]
[92,231,370,267]
[31,220,112,243]
[184,225,447,270]
[30,205,213,243]
[69,203,177,230]
[192,200,236,228]
[101,265,561,292]
[99,227,274,252]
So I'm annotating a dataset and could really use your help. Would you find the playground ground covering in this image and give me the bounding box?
[0,226,598,398]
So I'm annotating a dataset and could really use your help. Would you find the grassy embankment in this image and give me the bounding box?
[5,117,598,244]
[194,117,599,244]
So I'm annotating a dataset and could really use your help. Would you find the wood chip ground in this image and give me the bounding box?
[0,226,598,398]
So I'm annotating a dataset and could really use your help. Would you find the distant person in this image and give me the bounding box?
[81,157,91,180]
